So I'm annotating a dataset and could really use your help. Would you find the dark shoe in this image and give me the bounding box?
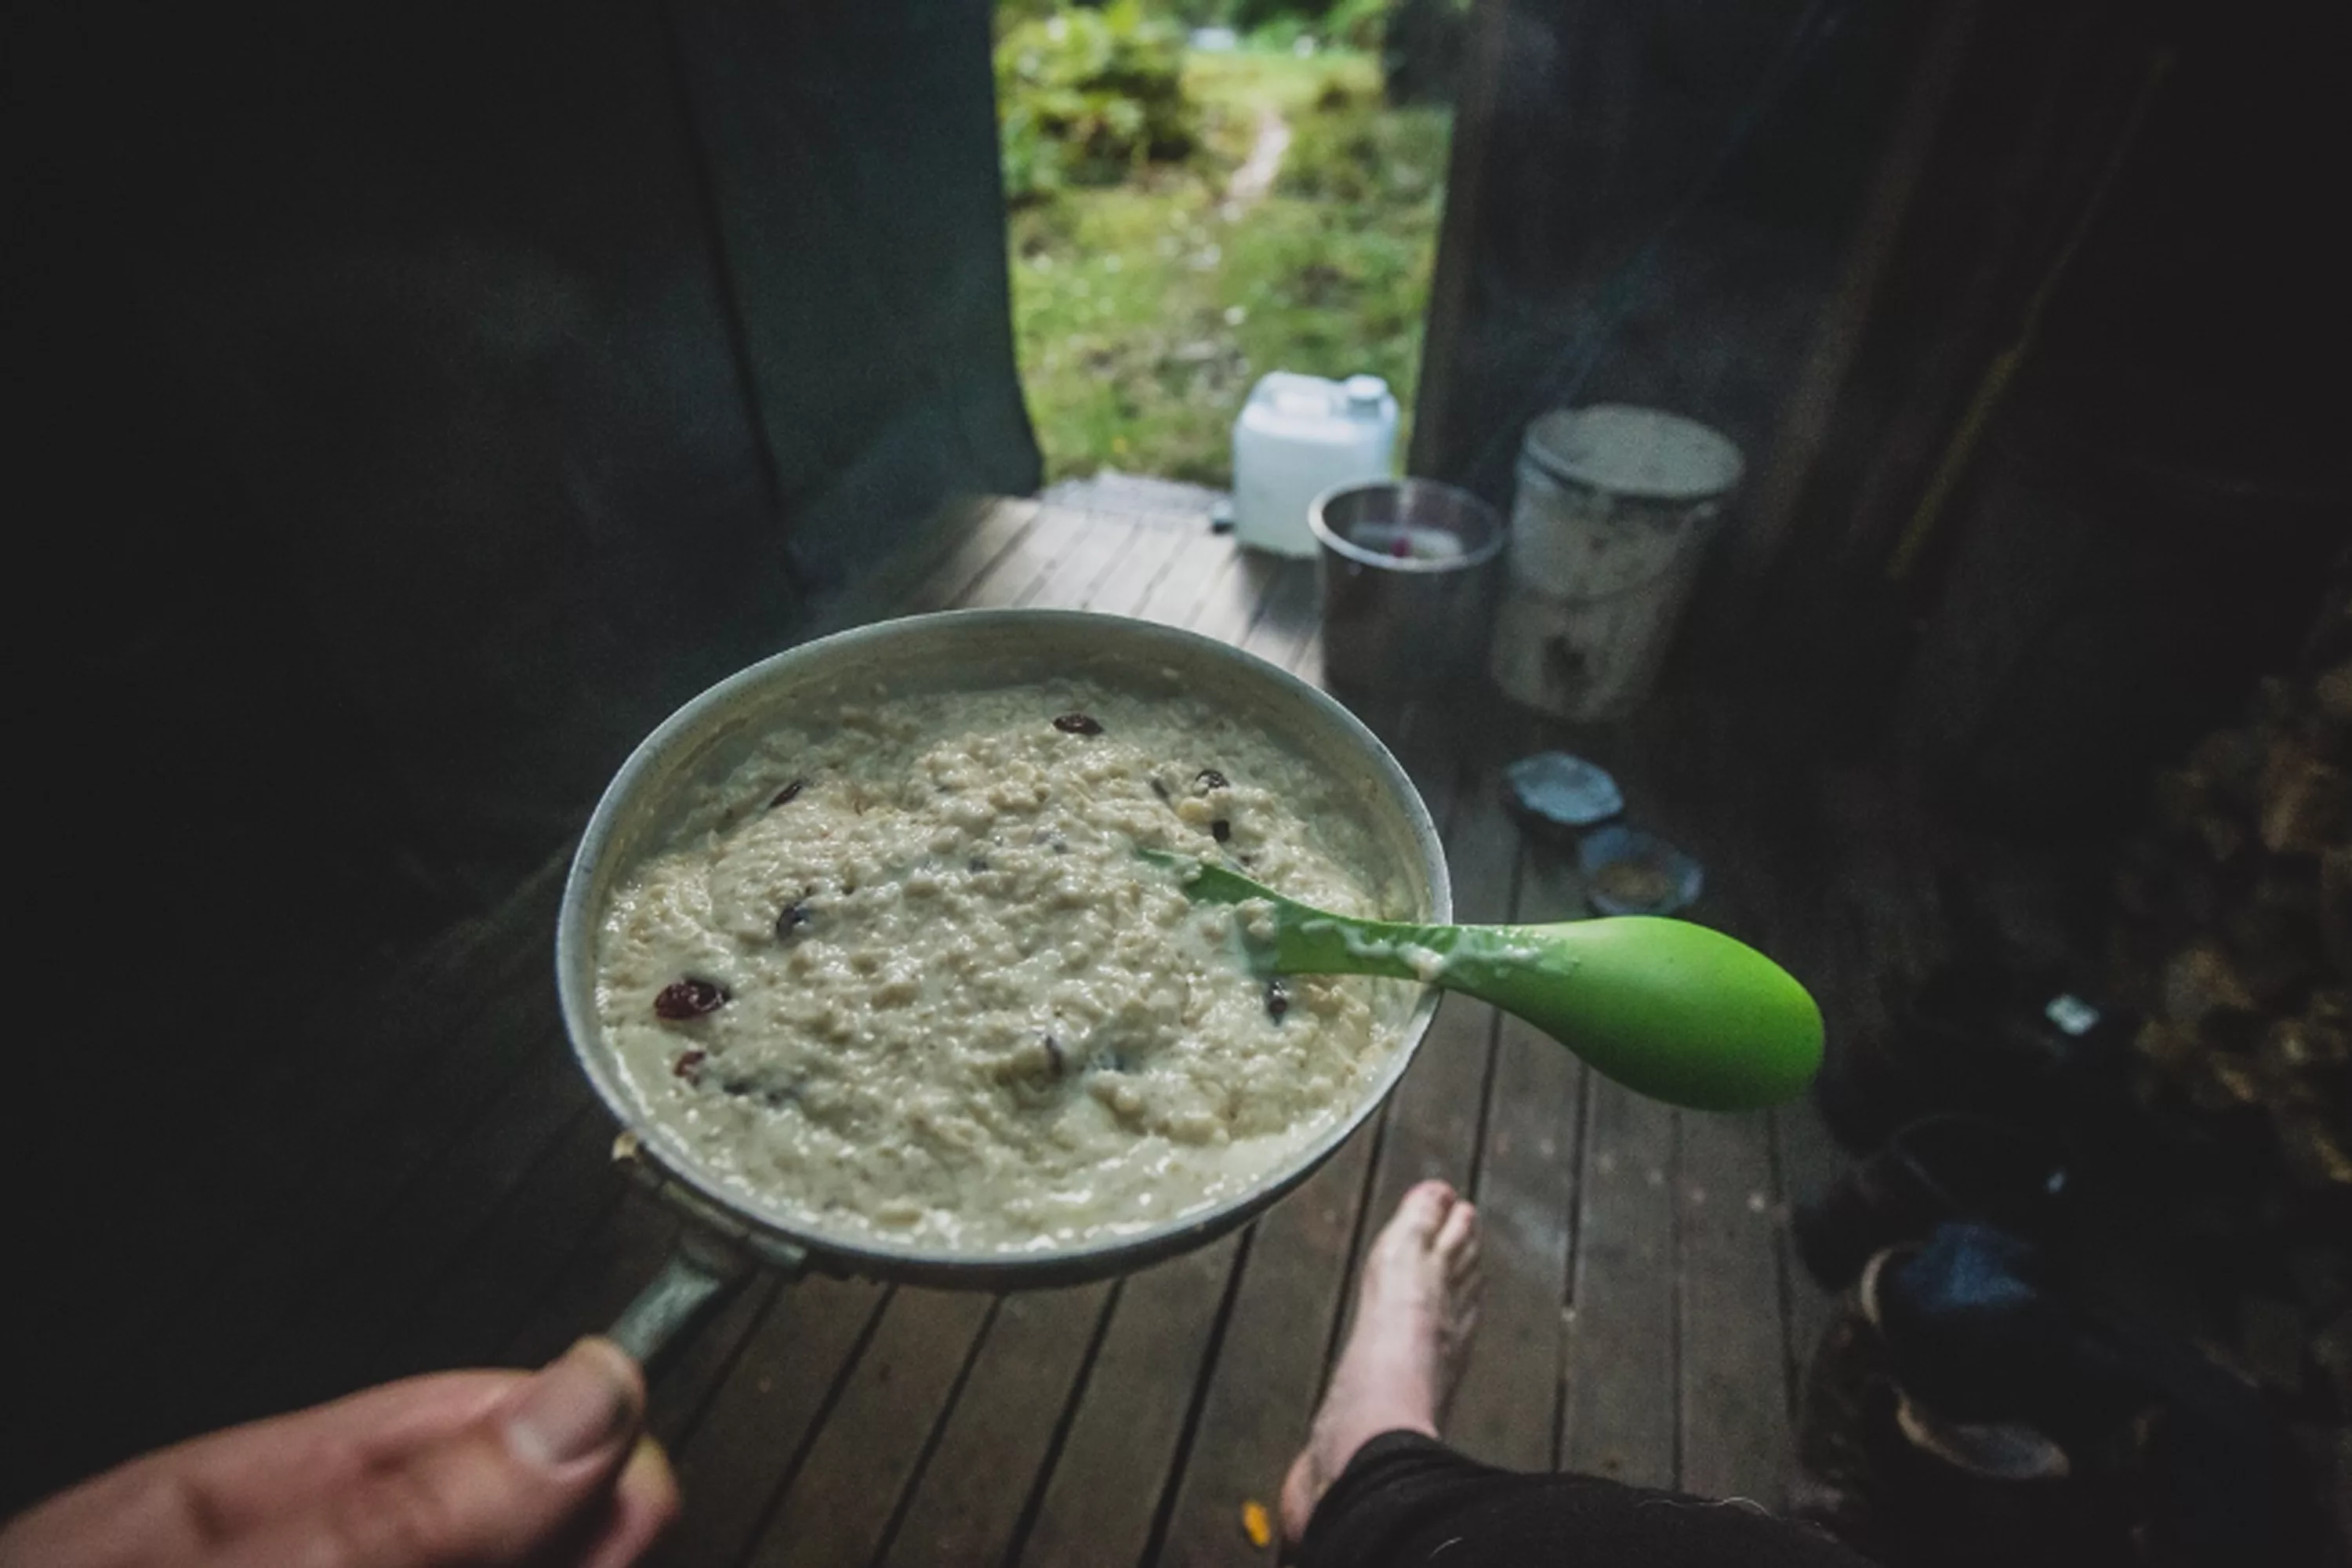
[1794,1256,2090,1568]
[1857,1244,2071,1480]
[1868,1224,2324,1566]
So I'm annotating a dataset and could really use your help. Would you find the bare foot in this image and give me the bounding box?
[1279,1180,1482,1548]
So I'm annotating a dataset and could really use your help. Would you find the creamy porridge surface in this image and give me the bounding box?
[594,679,1415,1253]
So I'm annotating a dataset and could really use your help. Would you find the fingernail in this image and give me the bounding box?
[507,1339,638,1465]
[624,1433,676,1494]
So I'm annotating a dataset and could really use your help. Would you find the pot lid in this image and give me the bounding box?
[1522,404,1744,501]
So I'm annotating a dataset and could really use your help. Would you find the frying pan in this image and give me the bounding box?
[554,609,1451,1363]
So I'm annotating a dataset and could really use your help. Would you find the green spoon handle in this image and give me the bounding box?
[1177,858,1822,1112]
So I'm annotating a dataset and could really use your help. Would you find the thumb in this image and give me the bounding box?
[296,1339,647,1568]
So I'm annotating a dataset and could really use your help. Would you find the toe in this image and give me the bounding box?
[1433,1196,1478,1260]
[1392,1180,1457,1243]
[1279,1447,1319,1549]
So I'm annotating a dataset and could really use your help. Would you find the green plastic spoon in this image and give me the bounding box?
[1147,851,1824,1112]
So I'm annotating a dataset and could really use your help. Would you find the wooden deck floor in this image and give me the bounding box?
[14,488,1950,1565]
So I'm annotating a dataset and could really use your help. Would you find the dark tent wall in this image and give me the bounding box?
[10,0,1037,1369]
[1409,0,1918,510]
[1409,0,2344,818]
[20,1,1036,1016]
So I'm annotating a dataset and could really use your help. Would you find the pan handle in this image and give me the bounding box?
[600,1130,816,1369]
[608,1228,756,1367]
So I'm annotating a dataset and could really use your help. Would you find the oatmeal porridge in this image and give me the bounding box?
[593,679,1417,1253]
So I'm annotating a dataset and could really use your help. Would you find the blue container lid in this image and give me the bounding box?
[1504,751,1624,829]
[1577,825,1703,916]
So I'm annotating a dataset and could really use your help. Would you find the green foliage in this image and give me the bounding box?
[1150,0,1243,26]
[996,2,1199,202]
[1318,0,1392,52]
[1230,0,1339,32]
[1007,46,1451,485]
[992,0,1065,40]
[1276,78,1449,204]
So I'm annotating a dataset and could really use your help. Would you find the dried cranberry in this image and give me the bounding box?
[673,1048,707,1080]
[1265,978,1289,1022]
[768,779,808,808]
[775,902,811,940]
[1052,712,1103,736]
[1195,768,1229,791]
[1210,818,1232,843]
[654,978,729,1020]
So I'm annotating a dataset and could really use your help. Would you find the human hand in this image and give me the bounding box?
[0,1338,677,1568]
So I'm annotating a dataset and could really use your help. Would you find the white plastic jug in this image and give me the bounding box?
[1232,372,1399,557]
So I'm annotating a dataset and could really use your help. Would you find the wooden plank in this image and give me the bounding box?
[132,866,561,1309]
[1559,1080,1679,1488]
[1675,1104,1788,1502]
[501,1189,681,1367]
[851,512,1176,1561]
[1186,548,1283,648]
[1310,702,1466,1377]
[737,1287,996,1568]
[906,497,1040,612]
[1084,515,1192,619]
[1771,1098,1846,1418]
[645,1272,790,1450]
[962,503,1098,610]
[1152,715,1496,1565]
[370,1109,632,1385]
[876,1282,1115,1566]
[983,506,1195,621]
[1294,615,1327,694]
[34,869,571,1484]
[1133,528,1239,629]
[655,1272,891,1566]
[147,936,572,1408]
[1016,535,1297,1566]
[1726,808,1851,1430]
[140,1000,579,1454]
[144,859,562,1256]
[1023,506,1139,612]
[1236,557,1320,671]
[1447,844,1584,1472]
[1017,1237,1242,1568]
[1551,691,1763,1493]
[220,1052,597,1428]
[1150,1123,1383,1568]
[1595,699,1792,1501]
[1353,764,1517,1267]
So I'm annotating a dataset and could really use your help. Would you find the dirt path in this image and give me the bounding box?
[1224,103,1293,213]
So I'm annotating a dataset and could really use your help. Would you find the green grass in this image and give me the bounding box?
[1008,48,1451,485]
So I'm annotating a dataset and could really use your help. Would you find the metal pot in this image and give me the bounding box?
[1309,479,1505,698]
[556,608,1450,1362]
